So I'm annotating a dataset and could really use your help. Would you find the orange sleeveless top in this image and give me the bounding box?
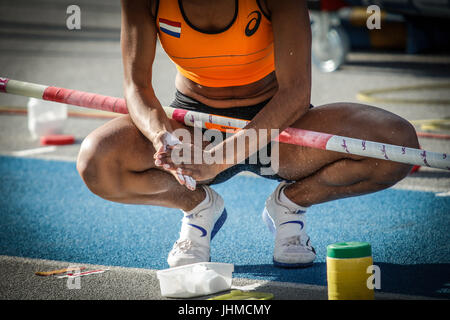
[156,0,275,87]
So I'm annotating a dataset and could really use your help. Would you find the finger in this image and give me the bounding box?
[176,172,186,185]
[163,154,187,168]
[155,151,170,159]
[153,145,165,159]
[184,175,197,191]
[155,149,171,159]
[177,167,193,177]
[154,158,175,170]
[154,158,162,167]
[155,151,168,158]
[157,154,175,165]
[159,143,168,153]
[157,146,183,161]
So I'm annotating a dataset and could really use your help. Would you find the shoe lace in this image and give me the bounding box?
[173,239,193,252]
[184,211,203,219]
[284,208,305,216]
[282,235,301,247]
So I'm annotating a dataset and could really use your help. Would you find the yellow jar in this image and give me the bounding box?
[326,242,374,300]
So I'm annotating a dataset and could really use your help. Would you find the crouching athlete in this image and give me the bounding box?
[77,0,419,268]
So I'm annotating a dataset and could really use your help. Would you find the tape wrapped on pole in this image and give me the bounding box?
[1,77,449,171]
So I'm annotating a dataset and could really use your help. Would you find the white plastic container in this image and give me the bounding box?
[157,262,234,298]
[27,97,67,140]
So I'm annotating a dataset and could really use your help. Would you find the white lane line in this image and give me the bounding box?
[392,184,450,193]
[9,146,57,157]
[231,282,264,291]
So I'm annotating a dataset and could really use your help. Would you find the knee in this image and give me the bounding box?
[77,136,101,190]
[76,135,116,197]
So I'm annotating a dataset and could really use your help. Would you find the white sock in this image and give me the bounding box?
[182,186,210,217]
[179,186,212,244]
[278,184,308,213]
[275,184,309,238]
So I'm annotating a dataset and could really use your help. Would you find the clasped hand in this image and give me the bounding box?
[153,132,224,190]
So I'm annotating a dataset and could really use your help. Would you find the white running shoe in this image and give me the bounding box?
[167,185,227,268]
[262,182,316,268]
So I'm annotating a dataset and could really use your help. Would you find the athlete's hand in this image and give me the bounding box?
[153,132,197,190]
[155,142,224,183]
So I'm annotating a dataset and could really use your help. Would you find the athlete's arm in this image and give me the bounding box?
[160,0,312,181]
[213,0,312,170]
[120,0,173,149]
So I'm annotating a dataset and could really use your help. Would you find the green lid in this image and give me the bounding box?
[327,242,372,259]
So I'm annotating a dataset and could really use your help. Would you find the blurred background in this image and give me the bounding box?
[309,0,450,72]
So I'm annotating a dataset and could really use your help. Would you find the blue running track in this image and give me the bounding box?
[0,156,449,298]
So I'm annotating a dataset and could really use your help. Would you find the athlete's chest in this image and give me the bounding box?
[179,0,237,33]
[156,0,271,41]
[155,0,274,87]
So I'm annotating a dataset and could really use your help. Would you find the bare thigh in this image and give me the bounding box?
[276,102,419,186]
[76,115,206,209]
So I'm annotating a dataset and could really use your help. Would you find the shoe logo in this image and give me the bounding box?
[187,223,207,237]
[279,221,304,229]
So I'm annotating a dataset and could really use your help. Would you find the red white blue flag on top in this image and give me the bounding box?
[159,18,181,38]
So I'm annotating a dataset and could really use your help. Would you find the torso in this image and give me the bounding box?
[151,0,278,108]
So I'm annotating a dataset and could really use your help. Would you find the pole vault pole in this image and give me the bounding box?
[1,77,449,171]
